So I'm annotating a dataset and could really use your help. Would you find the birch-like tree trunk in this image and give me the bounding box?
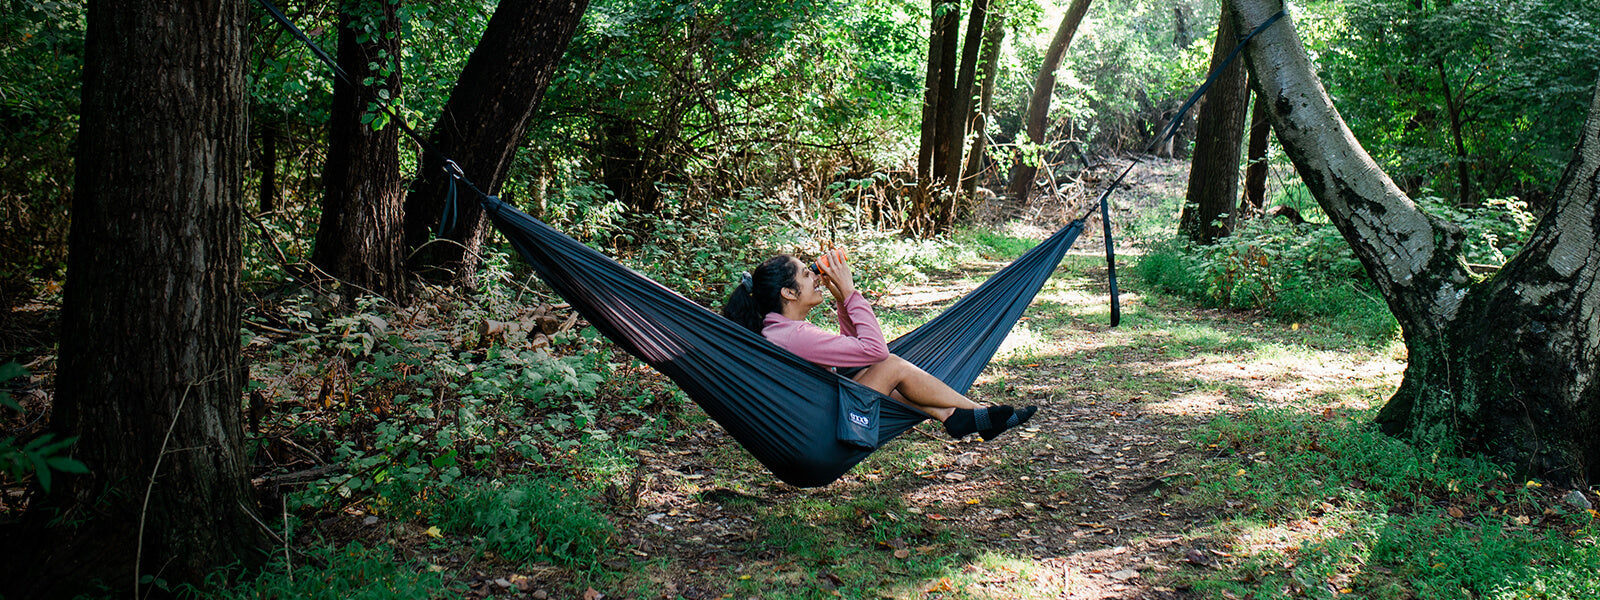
[1226,0,1600,483]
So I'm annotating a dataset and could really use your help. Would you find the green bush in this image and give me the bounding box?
[1136,217,1397,342]
[1415,195,1538,266]
[430,477,615,571]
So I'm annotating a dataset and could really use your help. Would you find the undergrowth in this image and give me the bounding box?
[1136,216,1396,343]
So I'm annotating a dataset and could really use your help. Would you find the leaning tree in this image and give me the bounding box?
[1227,0,1599,483]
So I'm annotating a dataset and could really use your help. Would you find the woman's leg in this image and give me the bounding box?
[851,354,979,421]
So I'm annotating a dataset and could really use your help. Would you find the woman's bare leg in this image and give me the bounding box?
[852,354,980,421]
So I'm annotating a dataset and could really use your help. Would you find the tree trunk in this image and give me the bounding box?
[1227,0,1600,484]
[260,119,279,213]
[1005,0,1092,202]
[1178,7,1250,244]
[915,0,945,184]
[930,0,961,188]
[961,3,1008,199]
[912,0,960,236]
[942,0,991,195]
[1173,5,1191,48]
[313,0,407,301]
[1,0,266,596]
[1239,87,1270,215]
[402,0,590,286]
[1436,57,1473,207]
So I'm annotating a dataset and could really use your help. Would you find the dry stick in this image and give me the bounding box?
[282,495,293,582]
[134,381,194,600]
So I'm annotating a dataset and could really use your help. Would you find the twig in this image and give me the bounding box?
[135,382,194,599]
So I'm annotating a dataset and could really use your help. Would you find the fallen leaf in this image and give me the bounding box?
[1447,506,1465,518]
[424,526,443,538]
[583,588,603,600]
[894,548,910,559]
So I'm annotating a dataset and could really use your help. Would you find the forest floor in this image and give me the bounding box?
[5,158,1595,599]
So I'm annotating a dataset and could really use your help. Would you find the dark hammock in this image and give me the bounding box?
[252,0,1284,488]
[481,196,1091,487]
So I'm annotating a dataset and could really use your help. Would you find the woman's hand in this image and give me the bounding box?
[817,248,855,301]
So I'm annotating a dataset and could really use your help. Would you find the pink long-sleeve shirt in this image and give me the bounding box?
[762,292,890,369]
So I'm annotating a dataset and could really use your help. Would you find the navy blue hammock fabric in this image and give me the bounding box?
[480,196,1097,487]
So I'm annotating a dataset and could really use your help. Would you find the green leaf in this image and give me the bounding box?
[46,456,87,474]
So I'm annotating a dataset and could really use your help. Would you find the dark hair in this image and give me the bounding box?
[723,254,800,333]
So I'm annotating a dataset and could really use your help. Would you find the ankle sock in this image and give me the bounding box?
[979,405,1037,441]
[944,406,1018,440]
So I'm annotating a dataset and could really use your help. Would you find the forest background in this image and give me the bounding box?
[2,0,1599,598]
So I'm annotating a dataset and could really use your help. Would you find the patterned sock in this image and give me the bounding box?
[945,406,1013,439]
[980,405,1037,441]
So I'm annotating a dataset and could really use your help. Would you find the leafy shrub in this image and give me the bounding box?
[1137,216,1398,341]
[430,477,615,571]
[1415,195,1538,266]
[0,363,86,492]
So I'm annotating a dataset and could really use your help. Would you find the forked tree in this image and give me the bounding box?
[1227,0,1600,483]
[1005,0,1093,202]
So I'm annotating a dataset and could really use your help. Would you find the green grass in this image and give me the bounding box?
[1169,409,1600,599]
[213,542,460,600]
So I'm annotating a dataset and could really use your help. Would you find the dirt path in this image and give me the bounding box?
[584,235,1402,599]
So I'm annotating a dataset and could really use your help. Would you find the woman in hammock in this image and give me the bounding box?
[725,249,1036,441]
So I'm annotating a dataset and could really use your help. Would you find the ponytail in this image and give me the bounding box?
[723,255,800,334]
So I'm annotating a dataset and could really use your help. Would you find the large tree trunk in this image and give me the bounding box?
[1,0,266,596]
[402,0,590,286]
[961,3,1008,199]
[1227,0,1600,483]
[1178,7,1250,244]
[1005,0,1092,202]
[1239,87,1271,215]
[313,0,407,301]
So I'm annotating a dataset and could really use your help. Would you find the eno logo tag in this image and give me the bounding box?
[849,412,871,427]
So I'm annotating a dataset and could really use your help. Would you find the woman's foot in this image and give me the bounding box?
[980,405,1036,441]
[944,405,1037,441]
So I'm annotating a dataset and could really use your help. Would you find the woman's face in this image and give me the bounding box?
[786,256,825,311]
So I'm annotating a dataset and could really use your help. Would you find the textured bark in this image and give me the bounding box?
[402,0,590,286]
[1228,0,1600,483]
[1005,0,1092,201]
[916,0,960,187]
[313,0,407,301]
[931,0,961,187]
[1179,8,1250,244]
[1240,88,1271,215]
[2,0,266,596]
[961,6,1007,199]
